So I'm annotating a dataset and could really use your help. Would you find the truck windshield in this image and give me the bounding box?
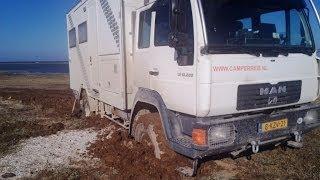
[201,0,315,56]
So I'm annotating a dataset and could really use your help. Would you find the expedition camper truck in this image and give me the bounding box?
[67,0,320,175]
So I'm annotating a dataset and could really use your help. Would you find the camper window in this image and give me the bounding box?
[154,1,170,46]
[138,10,152,49]
[78,21,88,44]
[69,28,77,48]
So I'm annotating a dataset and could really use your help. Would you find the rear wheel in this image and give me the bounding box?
[79,90,91,117]
[132,112,175,160]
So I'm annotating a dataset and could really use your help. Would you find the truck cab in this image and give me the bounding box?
[131,0,320,159]
[135,0,320,115]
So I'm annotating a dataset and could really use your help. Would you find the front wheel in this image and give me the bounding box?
[132,112,175,161]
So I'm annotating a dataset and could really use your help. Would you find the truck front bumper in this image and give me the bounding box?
[168,103,320,159]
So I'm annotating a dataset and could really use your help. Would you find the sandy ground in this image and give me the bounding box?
[0,74,319,179]
[0,74,69,90]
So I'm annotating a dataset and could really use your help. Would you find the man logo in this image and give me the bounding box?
[260,86,287,96]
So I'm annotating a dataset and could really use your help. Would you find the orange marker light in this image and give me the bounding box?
[192,129,207,146]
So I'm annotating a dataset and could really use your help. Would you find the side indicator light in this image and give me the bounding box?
[192,129,207,146]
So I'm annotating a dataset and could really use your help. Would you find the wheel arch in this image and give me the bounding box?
[129,88,173,140]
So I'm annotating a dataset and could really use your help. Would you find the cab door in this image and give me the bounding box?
[147,0,197,115]
[133,4,154,89]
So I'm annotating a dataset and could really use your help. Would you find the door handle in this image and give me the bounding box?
[149,70,159,76]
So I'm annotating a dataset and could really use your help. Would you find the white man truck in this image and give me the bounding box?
[67,0,320,175]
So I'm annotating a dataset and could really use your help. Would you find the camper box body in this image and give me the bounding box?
[67,0,320,159]
[67,0,144,112]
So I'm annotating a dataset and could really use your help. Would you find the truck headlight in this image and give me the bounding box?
[208,124,236,149]
[304,109,319,125]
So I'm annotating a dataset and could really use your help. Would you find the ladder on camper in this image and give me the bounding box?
[68,14,95,97]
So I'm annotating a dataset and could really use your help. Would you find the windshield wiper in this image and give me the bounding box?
[203,44,315,56]
[203,45,261,57]
[282,46,314,56]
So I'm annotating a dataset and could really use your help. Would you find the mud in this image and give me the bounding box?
[0,74,319,179]
[88,122,187,179]
[0,94,68,155]
[0,88,74,118]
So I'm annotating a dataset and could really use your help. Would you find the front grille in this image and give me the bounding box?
[237,80,302,111]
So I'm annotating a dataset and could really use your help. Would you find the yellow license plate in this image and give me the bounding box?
[261,119,288,132]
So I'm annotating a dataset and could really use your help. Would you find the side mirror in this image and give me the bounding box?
[168,0,193,66]
[304,7,310,20]
[168,0,188,48]
[316,49,320,60]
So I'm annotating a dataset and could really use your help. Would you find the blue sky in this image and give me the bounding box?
[0,0,319,62]
[0,0,77,61]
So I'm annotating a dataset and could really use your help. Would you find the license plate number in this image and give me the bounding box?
[261,119,288,132]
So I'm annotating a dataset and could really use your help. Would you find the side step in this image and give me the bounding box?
[104,114,130,130]
[97,101,130,129]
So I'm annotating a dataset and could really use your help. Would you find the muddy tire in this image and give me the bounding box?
[132,112,175,161]
[79,90,91,117]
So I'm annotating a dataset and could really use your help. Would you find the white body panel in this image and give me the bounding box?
[67,0,319,118]
[67,0,145,110]
[132,5,198,115]
[207,54,318,116]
